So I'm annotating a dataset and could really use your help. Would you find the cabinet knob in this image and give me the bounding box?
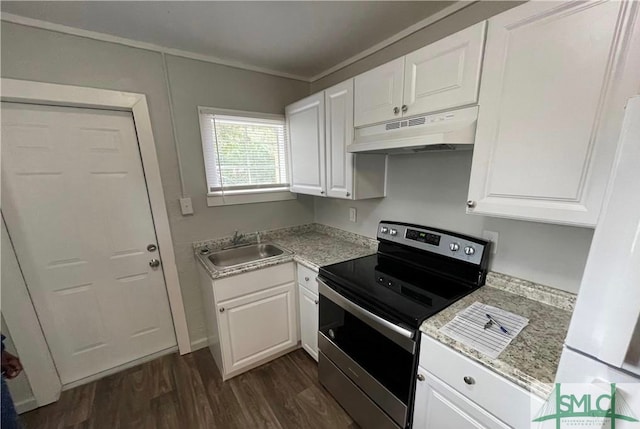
[219,307,225,313]
[314,300,319,305]
[466,200,476,208]
[320,191,325,195]
[417,373,425,382]
[401,104,408,113]
[463,376,475,385]
[393,107,400,114]
[346,192,351,197]
[304,276,310,281]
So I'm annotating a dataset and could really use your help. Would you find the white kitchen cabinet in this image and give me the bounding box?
[287,79,387,200]
[198,262,299,380]
[413,368,509,429]
[287,93,325,196]
[354,58,405,127]
[298,284,319,361]
[467,1,640,227]
[354,22,486,127]
[297,263,319,361]
[415,334,544,429]
[403,22,485,118]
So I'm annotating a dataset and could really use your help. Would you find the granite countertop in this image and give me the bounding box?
[195,225,574,398]
[420,272,576,399]
[194,223,377,278]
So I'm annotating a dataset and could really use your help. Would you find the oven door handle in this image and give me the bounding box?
[318,279,416,353]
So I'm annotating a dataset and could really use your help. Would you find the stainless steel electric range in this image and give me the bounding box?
[317,221,490,429]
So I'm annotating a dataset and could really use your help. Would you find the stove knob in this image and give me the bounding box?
[381,227,389,234]
[390,229,398,236]
[464,246,476,255]
[449,242,460,252]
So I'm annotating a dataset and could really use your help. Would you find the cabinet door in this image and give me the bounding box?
[286,93,326,196]
[413,368,509,429]
[354,57,404,127]
[325,79,354,199]
[217,282,297,374]
[298,284,319,361]
[403,21,485,117]
[467,1,640,226]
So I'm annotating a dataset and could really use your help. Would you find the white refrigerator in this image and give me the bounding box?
[556,95,640,384]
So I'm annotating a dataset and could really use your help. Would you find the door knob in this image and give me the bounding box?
[149,259,160,268]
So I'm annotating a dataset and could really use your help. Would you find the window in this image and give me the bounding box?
[198,107,294,206]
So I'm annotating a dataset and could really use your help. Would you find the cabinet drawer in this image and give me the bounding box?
[214,262,295,302]
[420,334,543,429]
[296,263,318,294]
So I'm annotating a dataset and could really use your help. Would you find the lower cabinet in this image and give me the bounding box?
[414,334,544,429]
[199,262,299,380]
[298,284,319,361]
[297,263,319,361]
[413,368,509,429]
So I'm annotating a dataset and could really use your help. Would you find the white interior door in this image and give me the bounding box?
[1,102,177,385]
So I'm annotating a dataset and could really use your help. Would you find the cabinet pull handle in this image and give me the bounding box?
[466,200,476,208]
[401,104,408,113]
[417,373,425,382]
[463,376,475,385]
[305,276,310,281]
[393,107,400,114]
[219,307,225,313]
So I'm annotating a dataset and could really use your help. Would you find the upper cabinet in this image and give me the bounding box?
[287,79,387,200]
[354,21,486,127]
[287,93,326,196]
[467,1,640,227]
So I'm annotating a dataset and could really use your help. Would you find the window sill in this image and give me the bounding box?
[207,189,297,207]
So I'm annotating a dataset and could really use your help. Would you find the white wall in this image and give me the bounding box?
[0,21,314,344]
[314,151,593,293]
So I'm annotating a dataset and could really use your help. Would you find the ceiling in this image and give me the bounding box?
[1,1,456,81]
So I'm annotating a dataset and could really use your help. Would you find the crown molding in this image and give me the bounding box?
[309,1,475,82]
[0,12,310,82]
[2,2,473,84]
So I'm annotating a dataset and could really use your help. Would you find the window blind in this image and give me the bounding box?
[199,112,289,195]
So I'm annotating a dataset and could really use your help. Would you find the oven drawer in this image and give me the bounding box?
[296,264,318,294]
[419,333,543,429]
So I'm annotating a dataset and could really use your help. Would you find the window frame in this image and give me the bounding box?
[197,106,296,207]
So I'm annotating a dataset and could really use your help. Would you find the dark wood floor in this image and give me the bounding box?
[21,349,358,429]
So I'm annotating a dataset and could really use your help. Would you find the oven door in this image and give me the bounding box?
[318,278,417,428]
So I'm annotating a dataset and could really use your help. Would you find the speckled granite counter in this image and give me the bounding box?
[195,223,377,279]
[420,272,576,398]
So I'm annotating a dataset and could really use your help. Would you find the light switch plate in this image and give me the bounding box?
[482,230,499,254]
[349,207,357,223]
[180,197,194,215]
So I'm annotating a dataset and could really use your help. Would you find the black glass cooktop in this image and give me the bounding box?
[319,253,480,329]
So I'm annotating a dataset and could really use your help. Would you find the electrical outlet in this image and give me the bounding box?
[180,197,194,215]
[482,230,499,254]
[349,207,357,223]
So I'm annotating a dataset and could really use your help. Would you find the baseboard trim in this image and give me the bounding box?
[62,345,178,391]
[190,336,209,351]
[15,397,38,415]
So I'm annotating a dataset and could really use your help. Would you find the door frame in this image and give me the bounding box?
[1,78,191,389]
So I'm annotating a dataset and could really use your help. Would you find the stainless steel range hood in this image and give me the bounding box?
[348,106,478,154]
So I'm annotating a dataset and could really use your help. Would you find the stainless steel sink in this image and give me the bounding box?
[206,243,289,269]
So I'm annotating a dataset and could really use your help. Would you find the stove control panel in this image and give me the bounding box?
[378,221,488,266]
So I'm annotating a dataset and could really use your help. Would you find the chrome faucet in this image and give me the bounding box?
[231,230,245,246]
